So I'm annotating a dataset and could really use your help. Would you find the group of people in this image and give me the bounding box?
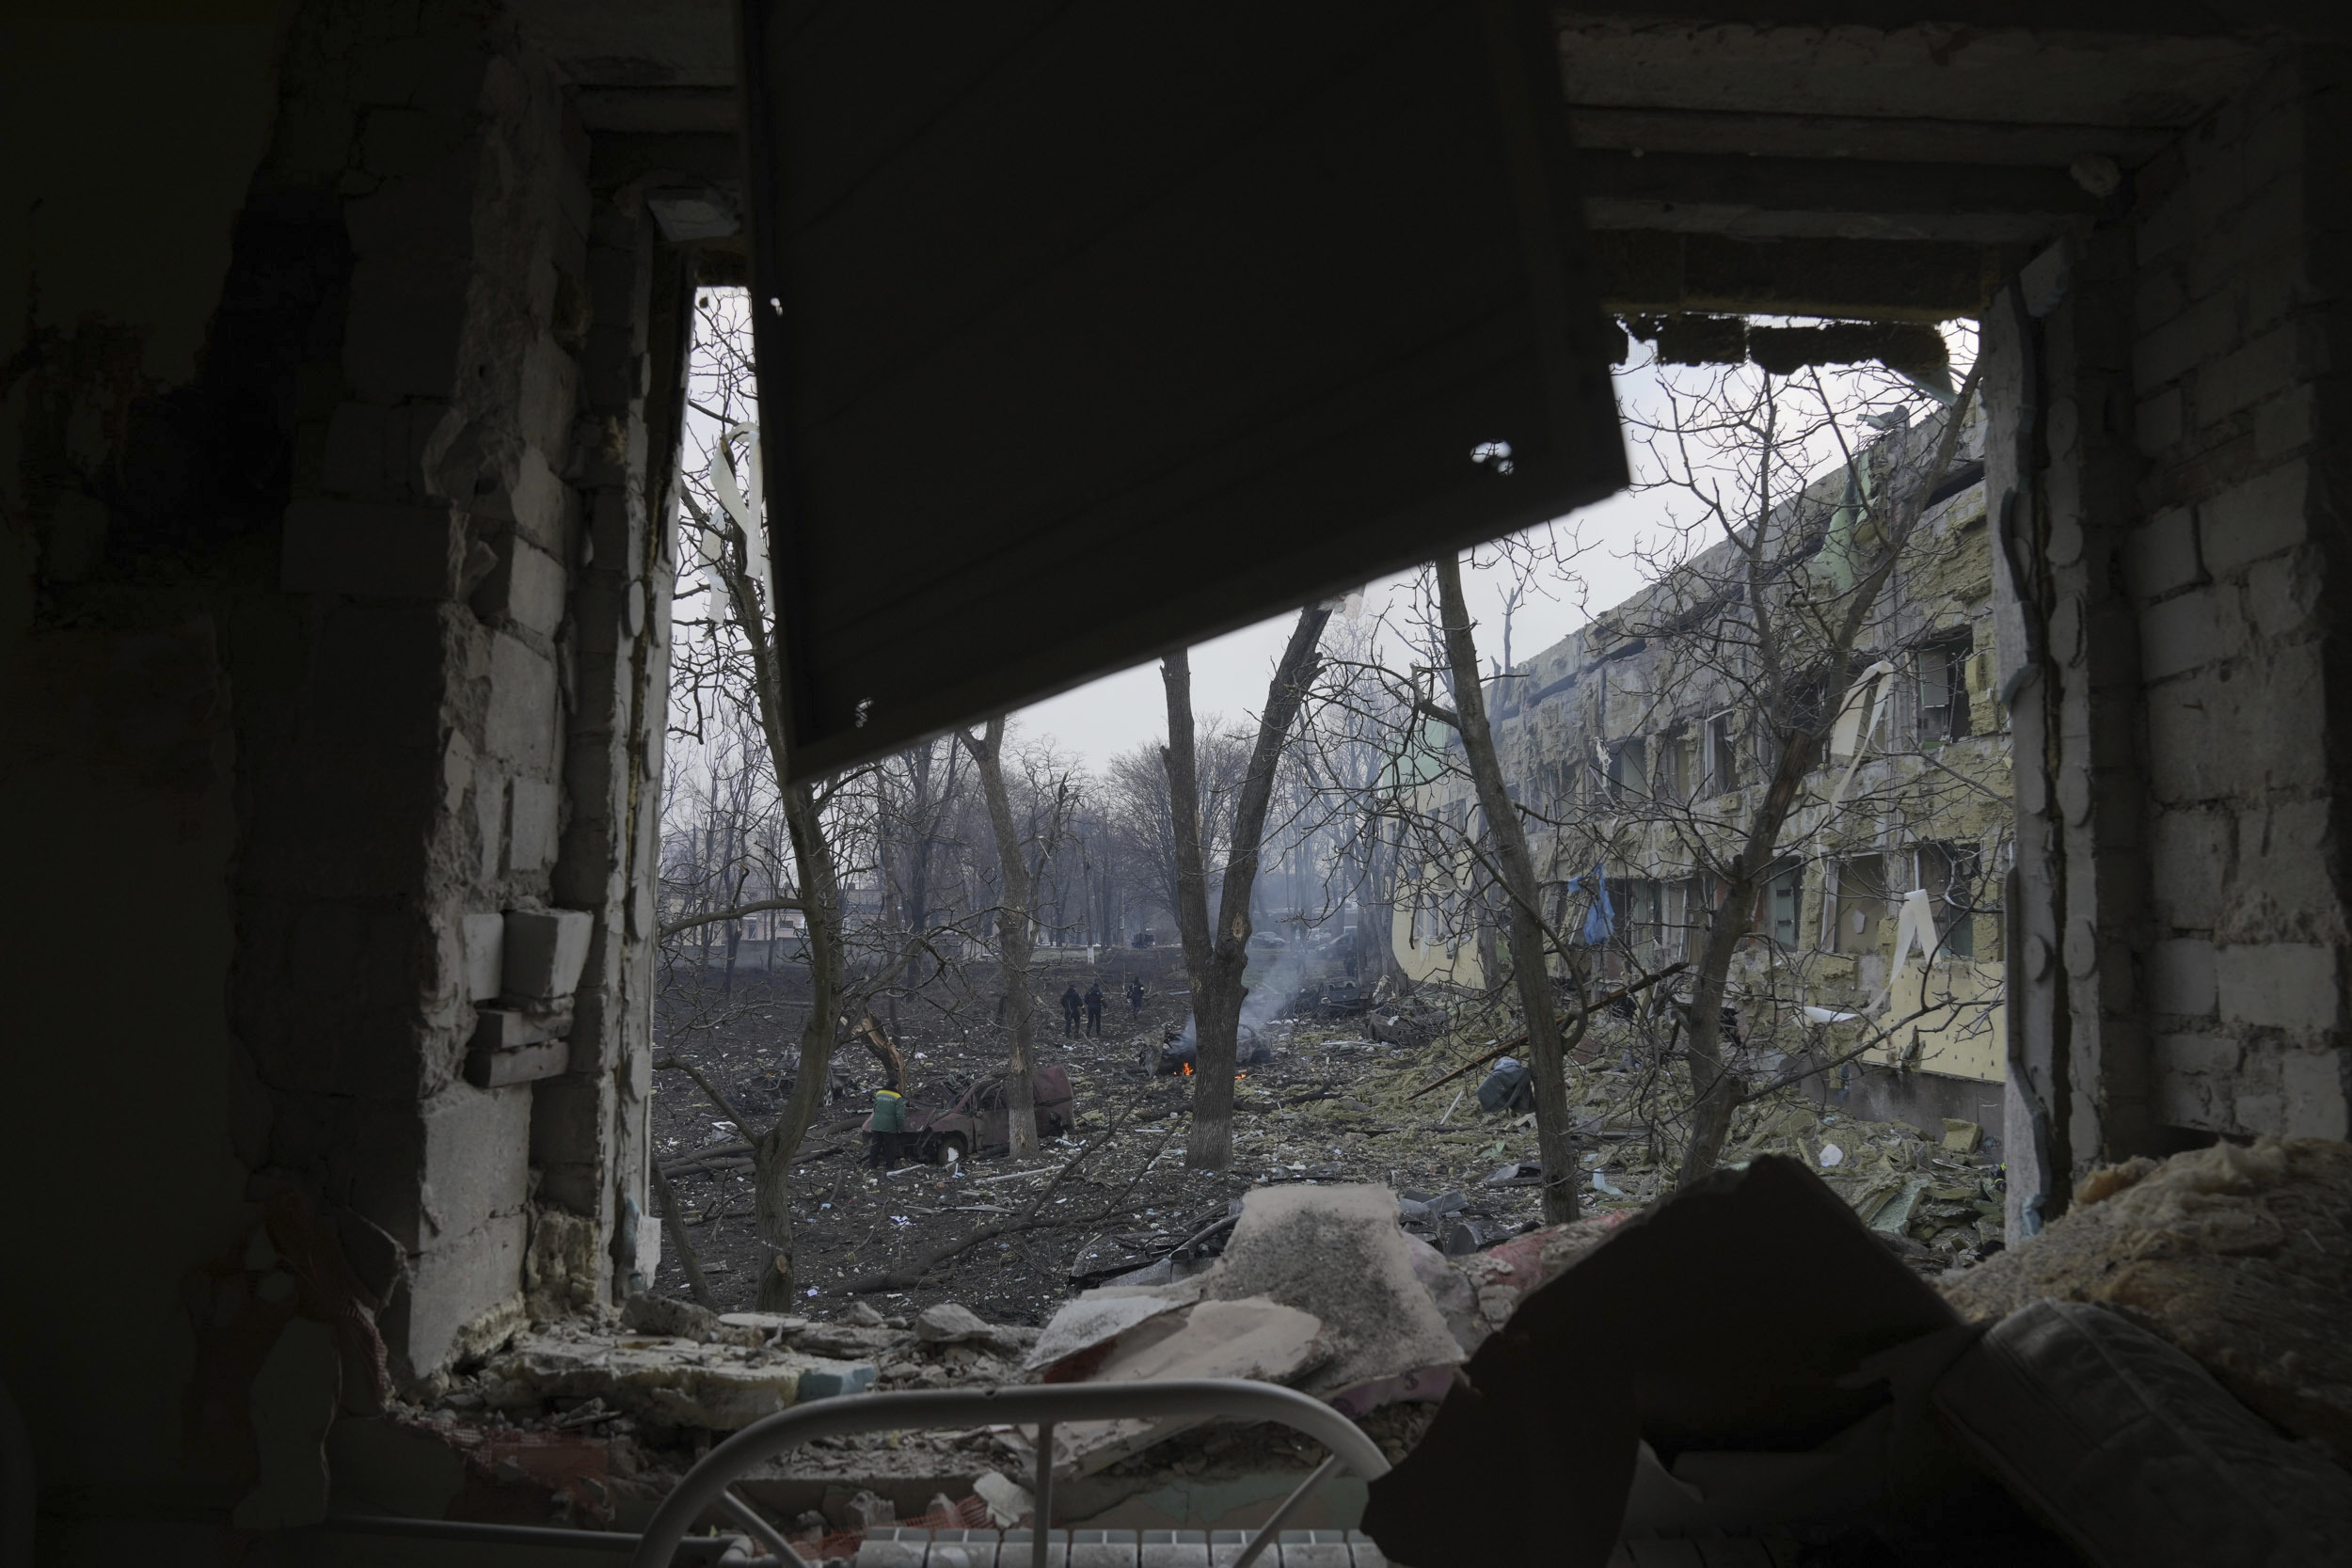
[1058,974,1149,1036]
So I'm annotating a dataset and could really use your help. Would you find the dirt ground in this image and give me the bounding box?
[649,947,2008,1324]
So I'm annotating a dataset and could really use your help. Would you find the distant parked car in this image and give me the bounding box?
[863,1066,1074,1163]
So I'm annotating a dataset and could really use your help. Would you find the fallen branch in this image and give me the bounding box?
[650,1161,716,1309]
[661,1138,752,1166]
[659,896,806,942]
[1406,963,1689,1101]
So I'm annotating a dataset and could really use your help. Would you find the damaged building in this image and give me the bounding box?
[6,1,2351,1563]
[1392,400,2014,1132]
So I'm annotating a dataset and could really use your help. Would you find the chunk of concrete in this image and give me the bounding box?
[463,1035,566,1088]
[1050,1297,1322,1475]
[622,1292,722,1341]
[501,908,593,999]
[469,1000,572,1052]
[1027,1293,1188,1374]
[796,1362,878,1401]
[1199,1183,1464,1398]
[975,1471,1034,1526]
[479,1325,872,1430]
[915,1302,1011,1348]
[463,911,505,1001]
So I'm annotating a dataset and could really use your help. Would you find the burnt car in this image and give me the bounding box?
[864,1065,1074,1163]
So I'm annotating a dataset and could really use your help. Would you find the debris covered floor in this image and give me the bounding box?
[351,1124,2349,1566]
[644,955,2008,1327]
[343,958,2350,1565]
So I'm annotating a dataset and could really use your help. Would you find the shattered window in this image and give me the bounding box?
[1919,842,1982,959]
[1917,629,1973,743]
[1833,854,1890,956]
[1708,711,1740,795]
[1655,730,1686,800]
[1761,860,1804,950]
[1608,736,1646,802]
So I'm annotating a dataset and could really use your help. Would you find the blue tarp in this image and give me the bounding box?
[1568,864,1614,945]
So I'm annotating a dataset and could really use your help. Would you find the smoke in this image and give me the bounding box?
[1170,929,1311,1054]
[1239,933,1311,1031]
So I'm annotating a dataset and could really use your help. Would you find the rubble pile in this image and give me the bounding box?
[1218,1015,2006,1271]
[1943,1134,2352,1466]
[391,1133,2349,1563]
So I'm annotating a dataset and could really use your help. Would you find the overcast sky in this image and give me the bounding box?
[1012,361,1685,774]
[1008,326,1976,775]
[1011,479,1677,773]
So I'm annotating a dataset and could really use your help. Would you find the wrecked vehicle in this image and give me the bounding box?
[862,1066,1073,1162]
[1289,979,1375,1020]
[1155,1022,1270,1075]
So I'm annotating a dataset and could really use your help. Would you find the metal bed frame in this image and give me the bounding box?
[628,1378,1392,1568]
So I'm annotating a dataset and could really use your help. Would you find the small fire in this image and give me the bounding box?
[1179,1063,1195,1077]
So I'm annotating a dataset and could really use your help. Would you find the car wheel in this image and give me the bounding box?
[930,1133,968,1166]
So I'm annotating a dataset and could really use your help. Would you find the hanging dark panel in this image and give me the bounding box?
[740,0,1626,782]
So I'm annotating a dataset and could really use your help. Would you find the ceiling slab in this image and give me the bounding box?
[1594,230,2004,320]
[739,0,1628,780]
[1554,15,2265,127]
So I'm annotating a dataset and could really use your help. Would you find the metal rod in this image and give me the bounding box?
[718,1491,810,1568]
[318,1514,743,1559]
[1032,1420,1055,1568]
[1230,1456,1342,1568]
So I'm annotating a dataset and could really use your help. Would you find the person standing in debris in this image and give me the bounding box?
[1084,980,1105,1036]
[1126,974,1145,1015]
[868,1083,908,1167]
[1060,982,1083,1037]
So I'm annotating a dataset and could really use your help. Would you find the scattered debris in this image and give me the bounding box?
[1036,1297,1325,1473]
[477,1321,877,1431]
[972,1470,1033,1528]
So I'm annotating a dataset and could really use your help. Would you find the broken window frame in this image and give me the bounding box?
[1831,852,1891,957]
[1654,727,1688,802]
[1916,840,1985,960]
[1606,736,1647,804]
[1759,858,1805,953]
[1706,709,1741,797]
[1915,627,1974,745]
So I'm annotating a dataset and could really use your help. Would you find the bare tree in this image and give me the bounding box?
[961,716,1045,1159]
[1426,555,1582,1222]
[1610,354,1990,1184]
[1161,604,1332,1170]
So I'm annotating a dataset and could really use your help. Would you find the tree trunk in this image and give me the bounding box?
[963,718,1040,1159]
[696,521,852,1310]
[1435,557,1580,1223]
[754,780,844,1307]
[1162,605,1331,1170]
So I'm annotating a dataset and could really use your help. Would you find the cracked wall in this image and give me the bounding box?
[2,0,682,1528]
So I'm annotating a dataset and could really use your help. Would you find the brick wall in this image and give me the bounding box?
[2124,50,2351,1143]
[225,0,676,1382]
